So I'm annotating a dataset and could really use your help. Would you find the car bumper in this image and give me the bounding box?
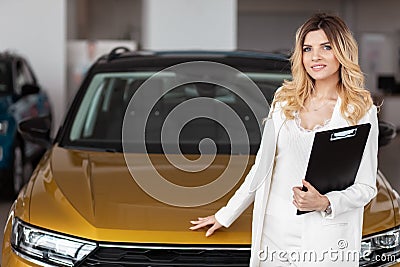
[2,251,43,267]
[3,247,400,267]
[3,223,400,267]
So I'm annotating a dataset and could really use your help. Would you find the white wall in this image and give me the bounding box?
[0,0,66,132]
[142,0,237,50]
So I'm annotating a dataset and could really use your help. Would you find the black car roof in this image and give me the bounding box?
[89,47,290,71]
[91,49,291,73]
[100,49,289,62]
[0,52,22,62]
[106,49,288,60]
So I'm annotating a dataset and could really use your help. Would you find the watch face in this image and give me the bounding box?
[325,205,332,215]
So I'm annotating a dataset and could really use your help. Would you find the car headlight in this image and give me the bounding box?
[360,226,400,266]
[0,120,8,135]
[11,217,97,267]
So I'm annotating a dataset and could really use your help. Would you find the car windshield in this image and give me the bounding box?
[0,61,11,93]
[62,70,291,154]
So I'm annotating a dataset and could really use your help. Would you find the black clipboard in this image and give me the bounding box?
[296,123,371,215]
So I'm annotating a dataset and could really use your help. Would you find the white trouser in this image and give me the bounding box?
[259,214,303,267]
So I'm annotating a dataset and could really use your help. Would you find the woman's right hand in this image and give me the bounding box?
[189,215,222,237]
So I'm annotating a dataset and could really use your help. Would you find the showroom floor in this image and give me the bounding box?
[1,134,400,262]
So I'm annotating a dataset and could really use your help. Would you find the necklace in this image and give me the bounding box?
[309,97,329,111]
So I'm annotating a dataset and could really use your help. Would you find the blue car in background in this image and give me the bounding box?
[0,52,52,199]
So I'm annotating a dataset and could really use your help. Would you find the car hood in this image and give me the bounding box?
[363,171,399,236]
[28,145,253,244]
[27,145,397,244]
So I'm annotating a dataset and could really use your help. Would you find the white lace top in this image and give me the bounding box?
[294,111,332,132]
[265,115,331,217]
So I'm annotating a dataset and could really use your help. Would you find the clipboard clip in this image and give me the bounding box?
[330,128,357,141]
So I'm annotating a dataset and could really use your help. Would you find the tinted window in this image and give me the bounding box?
[63,70,291,154]
[0,61,11,93]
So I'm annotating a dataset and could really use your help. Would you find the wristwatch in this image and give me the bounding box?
[324,204,332,215]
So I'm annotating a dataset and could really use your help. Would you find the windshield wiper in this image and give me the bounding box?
[62,145,119,153]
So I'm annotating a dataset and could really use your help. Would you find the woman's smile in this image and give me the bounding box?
[311,64,327,71]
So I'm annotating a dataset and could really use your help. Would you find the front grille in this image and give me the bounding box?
[80,244,250,266]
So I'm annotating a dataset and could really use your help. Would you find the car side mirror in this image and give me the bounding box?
[18,116,52,148]
[21,84,40,97]
[378,121,397,147]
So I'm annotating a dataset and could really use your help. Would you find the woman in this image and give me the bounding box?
[190,13,378,267]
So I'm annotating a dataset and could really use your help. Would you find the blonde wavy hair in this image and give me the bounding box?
[272,13,373,125]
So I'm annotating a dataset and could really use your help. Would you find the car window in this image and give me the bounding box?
[0,61,11,93]
[66,71,291,154]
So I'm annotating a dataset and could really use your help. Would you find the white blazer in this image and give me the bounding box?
[215,96,379,267]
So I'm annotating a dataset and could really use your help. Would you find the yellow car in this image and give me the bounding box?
[2,50,400,266]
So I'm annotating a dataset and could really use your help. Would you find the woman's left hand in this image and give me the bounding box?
[292,179,330,212]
